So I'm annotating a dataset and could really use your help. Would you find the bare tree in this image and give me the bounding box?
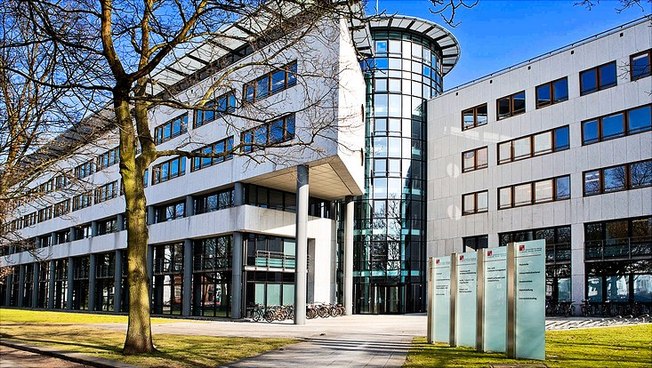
[4,0,367,355]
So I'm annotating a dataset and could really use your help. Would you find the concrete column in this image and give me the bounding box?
[114,249,122,312]
[147,206,155,225]
[147,245,154,304]
[32,263,40,307]
[116,214,125,231]
[231,232,243,319]
[294,165,309,325]
[48,261,55,309]
[571,223,585,314]
[88,254,97,311]
[4,272,12,306]
[17,264,25,307]
[90,221,98,237]
[234,182,245,206]
[66,257,74,309]
[343,196,354,315]
[50,232,57,246]
[182,239,192,316]
[69,227,76,242]
[185,196,194,217]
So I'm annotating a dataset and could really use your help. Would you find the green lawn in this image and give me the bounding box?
[405,324,652,367]
[0,308,296,367]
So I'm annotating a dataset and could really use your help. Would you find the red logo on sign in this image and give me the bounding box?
[459,255,464,261]
[487,250,493,257]
[436,259,440,265]
[519,244,525,252]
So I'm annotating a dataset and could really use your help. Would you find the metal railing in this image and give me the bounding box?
[254,250,297,269]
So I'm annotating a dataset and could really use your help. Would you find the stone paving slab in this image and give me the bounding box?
[0,345,91,368]
[0,340,136,368]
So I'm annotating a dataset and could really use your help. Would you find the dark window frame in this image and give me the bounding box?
[462,235,488,252]
[583,159,652,197]
[536,77,568,108]
[193,90,237,129]
[461,103,488,131]
[579,61,617,96]
[96,147,120,171]
[242,61,298,104]
[240,114,295,153]
[497,126,569,165]
[496,90,526,120]
[630,49,651,81]
[462,190,488,215]
[461,146,488,173]
[151,156,186,185]
[95,180,119,204]
[153,113,188,145]
[190,136,234,172]
[581,103,652,145]
[498,175,571,210]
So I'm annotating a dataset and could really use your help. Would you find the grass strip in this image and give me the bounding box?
[405,324,652,367]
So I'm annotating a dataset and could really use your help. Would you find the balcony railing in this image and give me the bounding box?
[254,250,296,269]
[585,237,652,261]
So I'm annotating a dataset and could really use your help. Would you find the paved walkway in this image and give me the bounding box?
[0,345,90,368]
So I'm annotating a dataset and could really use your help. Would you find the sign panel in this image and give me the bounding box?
[514,240,546,360]
[455,251,477,347]
[433,256,451,343]
[483,247,507,352]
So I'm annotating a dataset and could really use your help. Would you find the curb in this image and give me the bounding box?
[0,339,138,368]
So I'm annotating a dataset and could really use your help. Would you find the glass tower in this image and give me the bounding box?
[351,16,459,314]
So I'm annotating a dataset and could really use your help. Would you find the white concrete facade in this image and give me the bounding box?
[427,17,651,305]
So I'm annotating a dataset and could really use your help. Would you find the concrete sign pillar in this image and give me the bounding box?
[294,165,309,325]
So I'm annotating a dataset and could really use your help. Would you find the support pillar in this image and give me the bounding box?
[182,239,192,316]
[32,263,40,308]
[48,261,55,309]
[234,182,244,206]
[147,206,155,225]
[294,165,309,325]
[90,221,98,237]
[116,214,125,231]
[114,249,122,312]
[343,196,354,315]
[50,232,57,246]
[17,264,25,307]
[147,245,154,304]
[231,232,243,319]
[69,227,76,242]
[4,272,12,306]
[66,257,74,309]
[88,254,96,311]
[185,196,194,217]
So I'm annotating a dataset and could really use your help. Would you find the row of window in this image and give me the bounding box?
[461,49,651,131]
[463,158,651,215]
[243,61,297,103]
[583,159,652,196]
[582,104,651,145]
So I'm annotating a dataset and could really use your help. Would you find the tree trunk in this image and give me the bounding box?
[113,92,155,354]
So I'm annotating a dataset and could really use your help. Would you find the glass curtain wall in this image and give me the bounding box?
[152,243,184,315]
[192,236,232,317]
[354,29,443,314]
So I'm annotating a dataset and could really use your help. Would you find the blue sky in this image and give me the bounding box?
[366,0,651,89]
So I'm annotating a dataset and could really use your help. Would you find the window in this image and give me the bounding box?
[38,180,54,194]
[54,174,70,190]
[74,160,95,179]
[463,235,488,252]
[241,114,295,153]
[54,199,70,217]
[462,190,488,215]
[536,77,568,108]
[580,61,617,95]
[498,126,569,164]
[461,104,488,130]
[243,61,297,103]
[496,91,525,120]
[23,212,37,227]
[151,156,186,185]
[582,104,651,145]
[193,91,237,128]
[72,192,93,211]
[194,188,234,215]
[95,181,118,204]
[462,146,488,172]
[154,201,185,223]
[191,136,234,171]
[583,159,652,196]
[630,49,651,81]
[96,218,117,235]
[584,216,652,261]
[96,147,119,170]
[154,114,188,145]
[38,206,53,222]
[499,175,570,209]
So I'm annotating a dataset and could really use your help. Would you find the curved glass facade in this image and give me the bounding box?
[353,29,444,314]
